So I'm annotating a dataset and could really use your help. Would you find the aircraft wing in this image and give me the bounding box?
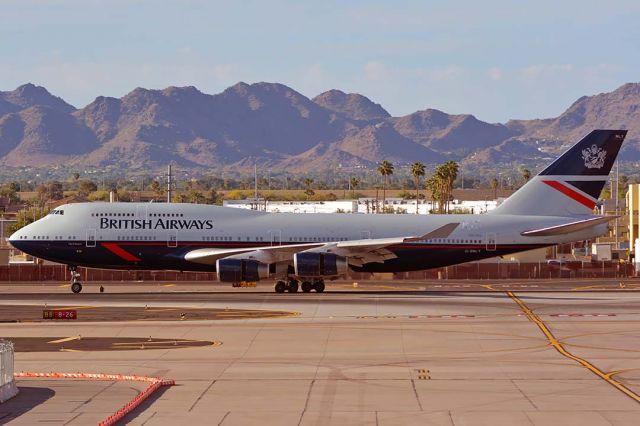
[520,216,615,237]
[184,243,325,265]
[183,223,459,267]
[316,222,459,266]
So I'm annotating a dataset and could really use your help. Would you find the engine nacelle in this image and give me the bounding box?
[294,252,348,277]
[216,258,269,283]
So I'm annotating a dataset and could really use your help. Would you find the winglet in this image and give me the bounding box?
[405,223,459,242]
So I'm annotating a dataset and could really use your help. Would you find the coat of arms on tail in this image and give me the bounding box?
[582,144,606,169]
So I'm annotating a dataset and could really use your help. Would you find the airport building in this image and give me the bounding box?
[223,198,499,214]
[627,183,640,254]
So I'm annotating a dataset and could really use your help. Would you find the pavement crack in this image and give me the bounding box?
[507,291,640,405]
[217,411,230,426]
[511,378,538,410]
[410,379,424,411]
[62,412,82,425]
[188,380,216,412]
[298,379,316,426]
[139,411,157,426]
[72,380,117,412]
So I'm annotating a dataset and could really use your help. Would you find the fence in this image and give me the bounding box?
[396,260,635,280]
[0,261,635,282]
[0,340,17,403]
[0,264,217,282]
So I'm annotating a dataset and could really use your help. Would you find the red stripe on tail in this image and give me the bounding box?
[542,180,597,210]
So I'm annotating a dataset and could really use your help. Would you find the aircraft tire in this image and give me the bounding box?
[275,281,287,293]
[313,280,325,293]
[287,280,299,293]
[301,281,313,293]
[71,282,82,294]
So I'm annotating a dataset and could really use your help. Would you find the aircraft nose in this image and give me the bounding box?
[8,228,23,246]
[8,224,30,249]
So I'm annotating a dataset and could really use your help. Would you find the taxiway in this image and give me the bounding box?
[0,280,639,425]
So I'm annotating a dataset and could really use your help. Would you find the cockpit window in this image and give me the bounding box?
[49,209,64,215]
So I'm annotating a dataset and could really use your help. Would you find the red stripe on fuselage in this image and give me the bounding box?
[542,180,596,210]
[101,243,141,262]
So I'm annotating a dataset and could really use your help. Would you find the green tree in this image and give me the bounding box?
[78,180,98,197]
[36,181,64,205]
[207,189,220,204]
[150,180,164,198]
[303,178,315,200]
[7,206,48,233]
[0,183,20,204]
[490,177,499,200]
[520,168,531,187]
[117,190,132,202]
[425,175,440,213]
[377,160,394,213]
[188,190,206,204]
[349,177,360,198]
[88,190,110,201]
[619,174,629,198]
[174,193,189,203]
[429,161,458,213]
[410,162,425,214]
[440,161,458,213]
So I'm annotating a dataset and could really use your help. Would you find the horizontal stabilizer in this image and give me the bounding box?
[521,216,615,237]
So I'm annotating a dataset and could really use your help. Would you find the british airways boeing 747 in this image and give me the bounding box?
[8,130,627,293]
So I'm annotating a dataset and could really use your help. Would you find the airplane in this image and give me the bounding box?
[8,129,627,294]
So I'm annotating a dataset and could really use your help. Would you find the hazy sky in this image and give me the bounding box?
[2,0,639,122]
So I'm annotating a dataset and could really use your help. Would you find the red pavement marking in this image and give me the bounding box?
[15,371,174,425]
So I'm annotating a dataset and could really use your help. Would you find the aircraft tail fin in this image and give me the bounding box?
[490,129,627,217]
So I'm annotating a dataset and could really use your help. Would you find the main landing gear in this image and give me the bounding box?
[68,266,82,294]
[274,278,325,293]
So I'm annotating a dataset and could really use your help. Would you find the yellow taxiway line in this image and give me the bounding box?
[48,336,82,344]
[507,291,640,404]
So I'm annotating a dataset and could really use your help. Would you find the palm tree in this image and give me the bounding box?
[432,161,458,213]
[349,177,360,198]
[303,177,314,200]
[377,160,394,213]
[410,162,425,214]
[490,177,499,200]
[303,177,314,191]
[425,175,440,213]
[443,161,458,213]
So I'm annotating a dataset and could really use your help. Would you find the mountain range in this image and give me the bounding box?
[1,81,639,172]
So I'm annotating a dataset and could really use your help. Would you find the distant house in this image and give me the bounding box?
[44,195,84,210]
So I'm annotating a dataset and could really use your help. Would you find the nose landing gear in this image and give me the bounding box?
[68,266,83,294]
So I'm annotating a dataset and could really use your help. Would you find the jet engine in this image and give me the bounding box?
[216,258,269,282]
[294,252,348,277]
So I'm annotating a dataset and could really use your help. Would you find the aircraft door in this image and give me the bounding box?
[136,205,148,219]
[167,230,178,248]
[86,229,96,248]
[270,230,281,246]
[485,232,497,251]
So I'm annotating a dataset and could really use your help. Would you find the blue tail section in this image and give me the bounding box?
[539,129,626,177]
